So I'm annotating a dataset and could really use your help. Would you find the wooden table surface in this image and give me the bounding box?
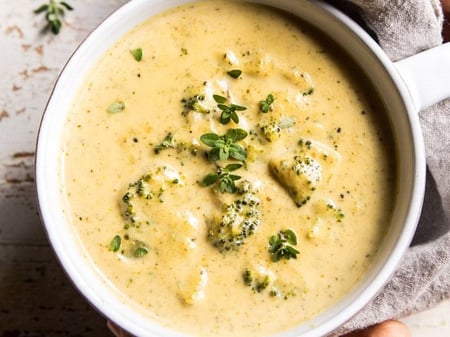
[1,2,126,336]
[1,1,449,337]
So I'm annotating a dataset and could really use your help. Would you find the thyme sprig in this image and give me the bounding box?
[213,94,247,124]
[201,163,243,193]
[34,0,73,35]
[200,128,247,162]
[259,93,275,113]
[268,229,300,262]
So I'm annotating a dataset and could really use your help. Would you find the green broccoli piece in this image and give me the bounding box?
[242,264,306,299]
[242,264,276,293]
[207,181,260,252]
[181,94,211,115]
[121,167,183,225]
[258,116,295,142]
[269,154,322,207]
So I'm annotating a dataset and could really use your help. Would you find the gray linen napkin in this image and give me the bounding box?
[324,0,450,335]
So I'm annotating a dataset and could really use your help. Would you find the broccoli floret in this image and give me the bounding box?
[181,94,210,115]
[258,116,295,142]
[207,181,260,252]
[259,118,281,142]
[122,166,183,225]
[242,264,276,293]
[242,264,307,299]
[270,154,322,207]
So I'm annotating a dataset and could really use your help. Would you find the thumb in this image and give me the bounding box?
[342,320,411,337]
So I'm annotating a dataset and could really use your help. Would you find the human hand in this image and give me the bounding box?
[342,320,411,337]
[443,0,450,41]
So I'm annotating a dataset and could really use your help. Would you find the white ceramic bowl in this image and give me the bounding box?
[35,1,450,336]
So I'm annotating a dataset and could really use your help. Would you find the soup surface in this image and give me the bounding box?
[61,1,396,336]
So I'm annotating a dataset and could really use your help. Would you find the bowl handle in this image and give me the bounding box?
[394,42,450,111]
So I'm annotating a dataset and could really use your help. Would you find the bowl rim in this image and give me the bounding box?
[35,0,426,336]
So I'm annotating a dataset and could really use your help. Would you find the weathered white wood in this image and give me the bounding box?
[0,1,126,336]
[1,1,449,337]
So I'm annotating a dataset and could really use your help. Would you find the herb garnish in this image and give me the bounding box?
[268,229,300,262]
[34,0,73,35]
[134,246,148,257]
[154,132,175,154]
[200,129,247,162]
[259,94,275,113]
[227,69,242,79]
[130,48,143,62]
[109,235,121,252]
[213,94,247,124]
[110,236,148,258]
[201,163,243,193]
[107,101,126,114]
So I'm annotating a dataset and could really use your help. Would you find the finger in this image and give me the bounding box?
[343,320,411,337]
[443,0,450,42]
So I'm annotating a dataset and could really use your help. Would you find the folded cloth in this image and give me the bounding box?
[324,0,450,335]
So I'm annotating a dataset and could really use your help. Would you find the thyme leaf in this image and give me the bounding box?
[134,246,148,258]
[130,48,143,62]
[227,69,242,79]
[268,229,300,262]
[109,235,121,252]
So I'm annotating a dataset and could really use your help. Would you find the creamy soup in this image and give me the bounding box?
[61,1,396,336]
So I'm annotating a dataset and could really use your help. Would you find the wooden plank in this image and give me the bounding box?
[0,180,110,336]
[0,2,130,336]
[0,244,110,337]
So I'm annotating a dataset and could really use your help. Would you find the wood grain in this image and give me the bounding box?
[0,180,111,336]
[0,1,127,336]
